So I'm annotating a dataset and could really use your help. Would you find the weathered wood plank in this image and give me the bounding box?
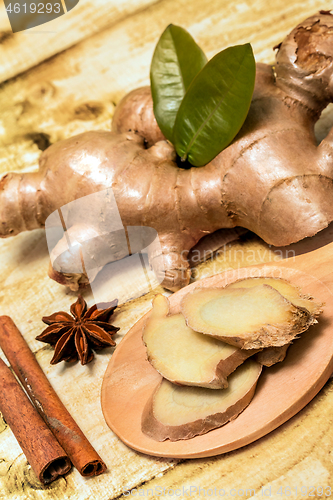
[0,229,177,499]
[0,0,332,498]
[0,0,160,83]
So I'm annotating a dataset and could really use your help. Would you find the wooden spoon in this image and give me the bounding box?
[101,232,333,458]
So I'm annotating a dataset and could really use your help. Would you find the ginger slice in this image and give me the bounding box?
[142,360,262,441]
[181,285,315,349]
[227,277,323,365]
[227,277,322,316]
[255,345,289,367]
[142,295,253,389]
[143,295,254,389]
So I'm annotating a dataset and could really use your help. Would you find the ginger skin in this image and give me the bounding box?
[2,12,333,291]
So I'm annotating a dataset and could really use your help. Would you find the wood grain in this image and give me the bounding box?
[0,0,160,83]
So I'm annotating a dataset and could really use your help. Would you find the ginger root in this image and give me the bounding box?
[227,277,322,316]
[2,13,333,291]
[142,294,255,389]
[227,277,323,364]
[141,360,261,441]
[256,345,290,367]
[181,284,316,349]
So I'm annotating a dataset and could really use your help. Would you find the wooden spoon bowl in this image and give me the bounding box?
[101,239,333,458]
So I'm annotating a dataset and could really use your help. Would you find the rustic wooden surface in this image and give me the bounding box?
[0,0,160,83]
[0,0,333,498]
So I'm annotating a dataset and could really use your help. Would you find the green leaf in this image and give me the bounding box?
[150,24,207,141]
[173,43,256,167]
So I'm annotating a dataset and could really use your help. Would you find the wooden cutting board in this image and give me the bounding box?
[101,231,333,458]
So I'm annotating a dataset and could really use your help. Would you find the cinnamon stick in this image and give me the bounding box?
[0,358,71,484]
[0,316,107,477]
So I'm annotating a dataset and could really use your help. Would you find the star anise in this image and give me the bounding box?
[36,295,119,365]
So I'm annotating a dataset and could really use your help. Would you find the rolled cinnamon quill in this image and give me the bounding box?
[0,358,71,484]
[0,316,106,477]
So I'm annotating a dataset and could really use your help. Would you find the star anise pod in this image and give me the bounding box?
[36,295,119,365]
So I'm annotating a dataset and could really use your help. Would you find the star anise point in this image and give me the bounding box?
[36,295,119,365]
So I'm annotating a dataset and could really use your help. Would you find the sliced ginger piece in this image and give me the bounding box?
[181,284,316,350]
[227,277,322,316]
[143,295,254,389]
[255,344,289,367]
[142,360,262,441]
[227,277,323,365]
